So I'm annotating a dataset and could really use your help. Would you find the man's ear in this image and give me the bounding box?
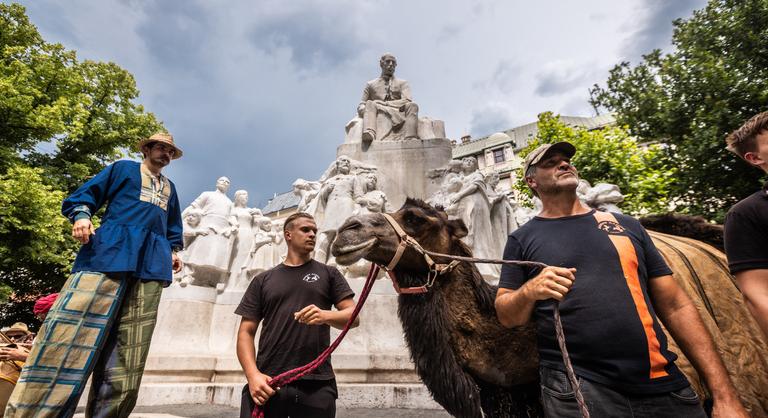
[744,151,765,167]
[525,177,537,192]
[448,219,468,239]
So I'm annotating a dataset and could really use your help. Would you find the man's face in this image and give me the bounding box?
[7,332,25,342]
[285,217,317,254]
[216,177,230,193]
[337,157,351,174]
[745,131,768,173]
[526,152,579,196]
[144,142,175,168]
[380,56,397,77]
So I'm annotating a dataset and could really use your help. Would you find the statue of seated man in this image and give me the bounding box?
[357,53,419,143]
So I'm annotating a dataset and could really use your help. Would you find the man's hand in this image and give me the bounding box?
[72,218,95,244]
[247,372,276,406]
[294,304,328,325]
[172,252,183,273]
[711,395,750,418]
[523,266,576,302]
[0,347,28,362]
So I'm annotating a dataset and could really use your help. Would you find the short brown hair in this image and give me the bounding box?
[283,212,314,231]
[726,111,768,159]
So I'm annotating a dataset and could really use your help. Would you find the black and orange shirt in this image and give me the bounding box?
[499,209,689,394]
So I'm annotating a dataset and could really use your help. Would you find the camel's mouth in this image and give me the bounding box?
[333,237,377,266]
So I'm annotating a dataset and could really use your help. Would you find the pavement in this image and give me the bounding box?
[75,405,452,417]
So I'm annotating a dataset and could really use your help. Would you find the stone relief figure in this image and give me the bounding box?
[182,176,237,290]
[446,157,497,279]
[427,160,464,208]
[292,179,322,213]
[272,219,287,263]
[245,215,279,283]
[577,180,624,213]
[178,209,210,287]
[313,156,359,264]
[228,190,261,287]
[485,171,518,259]
[354,172,388,215]
[357,53,419,143]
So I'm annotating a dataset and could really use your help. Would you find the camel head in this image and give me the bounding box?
[332,198,469,274]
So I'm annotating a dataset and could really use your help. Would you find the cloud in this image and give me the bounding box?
[534,61,595,97]
[474,60,521,95]
[468,102,515,137]
[622,0,707,60]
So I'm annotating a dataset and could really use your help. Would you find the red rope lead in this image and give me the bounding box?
[251,263,381,418]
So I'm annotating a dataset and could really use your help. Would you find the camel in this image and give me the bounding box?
[331,199,768,417]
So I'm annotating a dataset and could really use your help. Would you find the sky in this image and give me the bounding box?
[15,0,707,209]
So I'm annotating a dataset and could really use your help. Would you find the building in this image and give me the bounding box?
[451,114,616,192]
[261,190,300,221]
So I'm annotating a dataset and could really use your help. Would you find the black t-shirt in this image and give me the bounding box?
[724,182,768,274]
[235,260,355,380]
[499,209,689,394]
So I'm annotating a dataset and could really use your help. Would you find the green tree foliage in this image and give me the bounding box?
[589,0,768,221]
[0,4,163,325]
[515,113,676,215]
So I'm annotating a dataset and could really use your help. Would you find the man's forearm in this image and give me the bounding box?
[236,329,262,382]
[659,300,739,402]
[495,287,536,328]
[324,307,359,330]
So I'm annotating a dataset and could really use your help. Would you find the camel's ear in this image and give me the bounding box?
[447,219,468,239]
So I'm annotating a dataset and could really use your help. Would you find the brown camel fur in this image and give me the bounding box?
[332,199,768,417]
[332,198,541,417]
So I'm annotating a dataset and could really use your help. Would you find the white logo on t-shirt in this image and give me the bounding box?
[303,273,320,283]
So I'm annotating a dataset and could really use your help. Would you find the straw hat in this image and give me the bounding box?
[138,132,183,159]
[3,322,30,337]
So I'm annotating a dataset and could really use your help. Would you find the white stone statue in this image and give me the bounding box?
[227,190,261,289]
[354,172,388,215]
[344,53,445,143]
[245,215,280,282]
[272,219,287,263]
[486,171,517,259]
[292,178,322,213]
[577,180,624,213]
[427,160,464,209]
[178,209,210,287]
[313,156,361,263]
[446,157,497,279]
[182,176,237,290]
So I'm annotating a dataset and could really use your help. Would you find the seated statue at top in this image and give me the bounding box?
[357,53,419,143]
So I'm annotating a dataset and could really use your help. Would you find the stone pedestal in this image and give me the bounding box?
[337,138,453,209]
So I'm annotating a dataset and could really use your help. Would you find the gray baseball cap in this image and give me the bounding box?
[523,141,576,176]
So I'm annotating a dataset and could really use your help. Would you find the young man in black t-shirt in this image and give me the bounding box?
[724,111,768,339]
[235,212,357,418]
[494,142,747,417]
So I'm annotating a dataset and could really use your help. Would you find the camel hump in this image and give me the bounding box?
[649,231,768,416]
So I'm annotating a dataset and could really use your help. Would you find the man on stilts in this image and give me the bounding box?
[5,133,184,418]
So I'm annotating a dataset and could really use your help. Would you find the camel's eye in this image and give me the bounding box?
[403,211,424,228]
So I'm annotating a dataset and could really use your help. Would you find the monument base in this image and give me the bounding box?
[337,138,453,209]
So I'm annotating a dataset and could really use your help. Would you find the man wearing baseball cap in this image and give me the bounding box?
[494,142,746,417]
[6,133,184,418]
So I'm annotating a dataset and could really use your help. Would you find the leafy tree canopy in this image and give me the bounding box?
[0,3,163,324]
[589,0,768,221]
[515,112,676,215]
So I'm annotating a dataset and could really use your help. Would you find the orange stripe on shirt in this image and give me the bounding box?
[593,211,669,379]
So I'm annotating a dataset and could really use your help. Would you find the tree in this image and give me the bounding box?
[589,0,768,222]
[515,113,676,215]
[0,3,163,324]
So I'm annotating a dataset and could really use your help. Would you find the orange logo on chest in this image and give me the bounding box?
[597,220,626,234]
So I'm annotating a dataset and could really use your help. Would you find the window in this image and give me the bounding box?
[493,148,505,164]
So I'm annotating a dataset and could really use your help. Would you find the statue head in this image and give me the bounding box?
[257,216,273,232]
[216,176,231,193]
[448,160,463,174]
[234,190,248,207]
[485,171,500,189]
[336,155,351,175]
[184,209,203,227]
[379,53,397,78]
[461,157,478,173]
[363,172,378,191]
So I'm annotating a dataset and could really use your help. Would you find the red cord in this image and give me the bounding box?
[252,264,381,418]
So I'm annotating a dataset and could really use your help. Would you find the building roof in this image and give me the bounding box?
[452,113,616,159]
[262,191,300,215]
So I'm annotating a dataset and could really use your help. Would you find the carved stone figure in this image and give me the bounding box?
[485,171,517,259]
[182,176,237,289]
[228,190,260,288]
[356,53,419,143]
[292,178,322,213]
[354,172,387,215]
[245,215,279,282]
[178,209,209,287]
[313,156,359,263]
[577,180,625,213]
[427,160,464,208]
[447,157,496,279]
